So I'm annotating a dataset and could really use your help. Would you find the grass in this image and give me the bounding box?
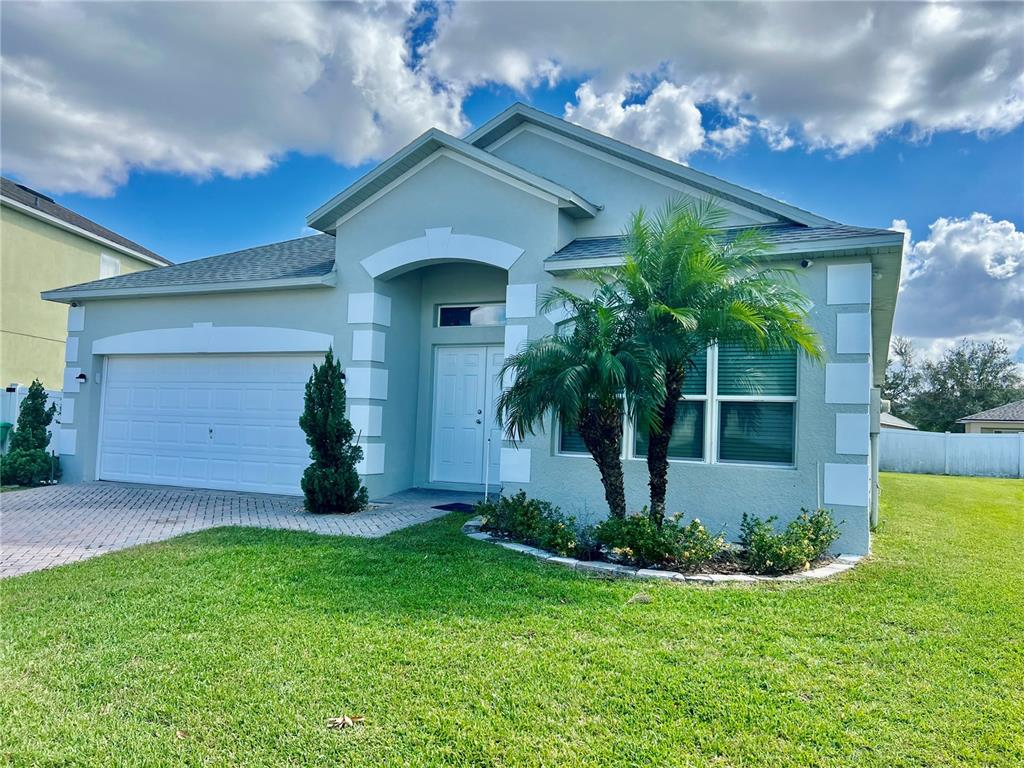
[1,473,1022,767]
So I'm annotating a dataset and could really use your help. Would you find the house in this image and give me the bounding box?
[880,412,919,431]
[956,400,1024,434]
[1,177,170,389]
[41,104,904,555]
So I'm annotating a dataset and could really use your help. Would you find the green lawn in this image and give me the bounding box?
[2,474,1022,767]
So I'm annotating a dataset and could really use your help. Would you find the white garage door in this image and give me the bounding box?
[98,354,319,495]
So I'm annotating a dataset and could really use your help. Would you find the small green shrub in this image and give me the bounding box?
[739,508,841,575]
[596,511,724,570]
[0,449,60,487]
[477,492,595,559]
[299,348,368,514]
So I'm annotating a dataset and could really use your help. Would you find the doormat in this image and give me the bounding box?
[431,502,477,513]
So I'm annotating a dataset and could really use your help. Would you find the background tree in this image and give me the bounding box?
[299,348,368,514]
[605,200,822,527]
[881,336,921,419]
[892,338,1024,432]
[497,289,660,518]
[0,379,61,486]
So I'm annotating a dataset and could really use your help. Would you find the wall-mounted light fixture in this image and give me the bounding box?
[75,372,88,383]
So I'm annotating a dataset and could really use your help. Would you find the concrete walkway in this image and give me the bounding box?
[0,482,480,578]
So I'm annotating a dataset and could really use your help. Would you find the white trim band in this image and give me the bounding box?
[361,227,524,280]
[92,326,334,356]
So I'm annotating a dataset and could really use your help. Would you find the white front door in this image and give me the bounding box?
[431,345,503,485]
[97,354,317,495]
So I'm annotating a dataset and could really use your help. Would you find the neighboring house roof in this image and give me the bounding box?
[880,412,919,430]
[466,103,837,228]
[42,234,336,303]
[1,176,170,267]
[548,223,902,266]
[956,400,1024,424]
[306,128,599,232]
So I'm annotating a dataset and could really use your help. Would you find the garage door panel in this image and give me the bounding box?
[99,353,319,495]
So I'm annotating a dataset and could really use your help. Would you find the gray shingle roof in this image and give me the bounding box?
[548,223,899,263]
[957,400,1024,423]
[1,176,169,265]
[43,234,336,299]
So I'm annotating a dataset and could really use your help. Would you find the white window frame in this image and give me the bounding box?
[627,345,798,469]
[99,252,121,279]
[436,302,507,328]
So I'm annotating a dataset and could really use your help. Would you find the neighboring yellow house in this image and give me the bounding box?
[0,177,170,389]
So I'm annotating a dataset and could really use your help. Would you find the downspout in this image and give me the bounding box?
[870,389,883,530]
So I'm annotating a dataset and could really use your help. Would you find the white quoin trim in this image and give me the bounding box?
[345,367,388,400]
[500,447,532,483]
[67,305,85,332]
[835,413,870,455]
[91,326,334,356]
[63,367,82,393]
[65,337,79,363]
[347,292,392,326]
[836,312,872,355]
[361,227,524,279]
[348,404,383,438]
[826,263,872,305]
[825,363,871,404]
[351,330,386,362]
[59,429,77,456]
[824,462,869,506]
[357,442,386,475]
[505,283,538,318]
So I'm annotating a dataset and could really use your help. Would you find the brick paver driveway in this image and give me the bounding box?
[0,482,479,578]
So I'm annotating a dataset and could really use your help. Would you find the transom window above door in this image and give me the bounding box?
[437,303,506,327]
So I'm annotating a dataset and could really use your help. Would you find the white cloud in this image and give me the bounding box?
[2,1,1022,194]
[564,82,705,162]
[425,1,1024,157]
[893,214,1024,361]
[0,2,466,195]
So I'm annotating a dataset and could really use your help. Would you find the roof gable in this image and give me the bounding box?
[466,103,837,228]
[306,129,597,233]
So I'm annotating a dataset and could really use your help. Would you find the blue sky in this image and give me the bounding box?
[51,83,1023,264]
[2,1,1022,358]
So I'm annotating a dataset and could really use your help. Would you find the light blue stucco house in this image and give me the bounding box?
[43,104,904,554]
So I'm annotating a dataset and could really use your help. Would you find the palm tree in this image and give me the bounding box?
[496,288,660,518]
[612,199,823,526]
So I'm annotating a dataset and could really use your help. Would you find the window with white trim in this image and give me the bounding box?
[99,252,121,279]
[437,303,506,327]
[629,344,798,467]
[715,344,797,465]
[633,352,707,461]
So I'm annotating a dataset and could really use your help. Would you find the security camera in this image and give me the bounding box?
[800,259,814,268]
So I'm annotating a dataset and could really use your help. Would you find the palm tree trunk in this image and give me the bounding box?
[579,402,627,518]
[647,366,685,527]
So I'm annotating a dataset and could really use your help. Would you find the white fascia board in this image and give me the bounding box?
[41,271,336,304]
[1,196,169,267]
[467,104,835,227]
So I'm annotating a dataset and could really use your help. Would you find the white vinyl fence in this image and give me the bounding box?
[1,385,63,455]
[880,429,1024,478]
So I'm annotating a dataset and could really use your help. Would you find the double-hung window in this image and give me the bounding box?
[633,352,707,461]
[625,344,797,467]
[714,344,797,465]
